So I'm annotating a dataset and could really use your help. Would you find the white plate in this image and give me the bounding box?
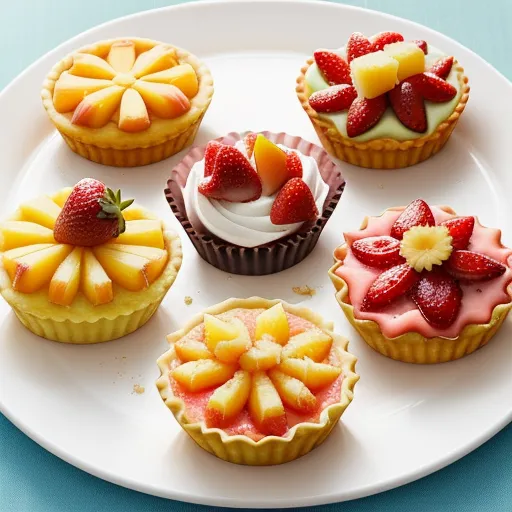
[1,0,511,508]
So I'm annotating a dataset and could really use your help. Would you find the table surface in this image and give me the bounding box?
[1,0,511,511]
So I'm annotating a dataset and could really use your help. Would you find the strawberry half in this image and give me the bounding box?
[440,216,475,250]
[390,199,435,240]
[362,263,419,310]
[428,56,454,80]
[388,80,427,133]
[308,84,357,113]
[351,236,403,268]
[446,250,506,281]
[412,39,428,54]
[204,140,223,177]
[314,50,352,85]
[346,32,373,63]
[285,151,303,179]
[244,133,257,159]
[270,178,318,225]
[198,146,262,203]
[346,96,387,137]
[54,178,133,247]
[407,73,457,103]
[411,271,462,328]
[371,31,404,52]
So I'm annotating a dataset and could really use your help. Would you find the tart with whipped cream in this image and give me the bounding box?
[166,131,344,275]
[42,38,214,167]
[328,199,512,363]
[157,297,358,465]
[297,31,470,169]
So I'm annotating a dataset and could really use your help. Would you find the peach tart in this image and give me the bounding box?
[0,178,182,343]
[157,297,358,465]
[328,199,512,363]
[42,38,213,167]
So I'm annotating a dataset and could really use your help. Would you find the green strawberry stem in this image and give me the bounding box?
[97,188,134,237]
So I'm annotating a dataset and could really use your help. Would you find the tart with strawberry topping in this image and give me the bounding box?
[41,38,213,167]
[0,178,182,343]
[166,131,344,275]
[297,31,469,169]
[328,200,512,363]
[156,297,358,465]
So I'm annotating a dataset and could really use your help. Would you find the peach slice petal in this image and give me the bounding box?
[175,339,214,362]
[19,195,61,230]
[253,134,289,196]
[51,188,73,208]
[112,220,164,249]
[0,221,55,251]
[69,53,116,80]
[107,41,136,73]
[132,81,190,119]
[254,303,290,345]
[171,359,237,393]
[268,369,317,414]
[48,247,83,306]
[279,357,341,391]
[131,44,178,78]
[118,89,150,133]
[203,314,240,354]
[239,337,282,372]
[141,64,199,98]
[81,249,113,306]
[71,85,125,129]
[281,330,333,362]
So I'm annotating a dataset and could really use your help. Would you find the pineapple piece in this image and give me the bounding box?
[175,339,213,362]
[268,369,316,414]
[239,337,282,372]
[112,220,164,249]
[19,196,61,229]
[253,135,289,196]
[52,188,73,207]
[254,303,289,345]
[171,359,236,392]
[81,249,113,305]
[281,330,333,362]
[214,319,252,364]
[279,357,341,391]
[203,314,240,353]
[205,371,251,428]
[350,51,399,99]
[384,42,425,81]
[48,247,83,306]
[0,221,55,250]
[141,64,199,98]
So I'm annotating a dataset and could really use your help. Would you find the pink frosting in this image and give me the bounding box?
[335,206,512,339]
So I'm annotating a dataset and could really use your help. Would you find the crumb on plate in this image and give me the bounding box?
[184,296,193,305]
[133,384,145,395]
[292,285,316,297]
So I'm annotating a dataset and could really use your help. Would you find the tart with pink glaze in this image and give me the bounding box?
[328,199,512,363]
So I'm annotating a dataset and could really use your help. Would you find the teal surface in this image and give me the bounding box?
[0,1,511,511]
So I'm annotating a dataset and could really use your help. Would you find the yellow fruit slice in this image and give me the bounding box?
[132,81,190,119]
[81,249,113,305]
[71,85,125,129]
[254,303,289,345]
[253,135,289,196]
[171,359,237,392]
[131,44,178,78]
[203,314,240,353]
[19,195,61,230]
[0,221,55,251]
[48,247,83,306]
[239,337,282,372]
[141,64,199,98]
[383,42,425,81]
[51,188,73,208]
[107,41,136,73]
[350,51,399,99]
[118,88,150,133]
[279,357,341,391]
[112,220,164,249]
[2,243,54,262]
[281,330,333,362]
[175,339,213,362]
[268,369,317,414]
[213,319,252,364]
[122,205,155,221]
[69,53,116,80]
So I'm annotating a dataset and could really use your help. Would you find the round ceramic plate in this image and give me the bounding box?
[0,0,511,508]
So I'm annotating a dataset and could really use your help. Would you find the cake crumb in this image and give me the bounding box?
[292,285,316,297]
[184,296,193,306]
[133,384,145,395]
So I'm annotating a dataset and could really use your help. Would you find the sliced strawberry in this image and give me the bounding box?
[314,50,352,85]
[198,146,262,203]
[411,271,462,328]
[371,31,404,52]
[346,32,373,63]
[204,140,223,177]
[244,133,257,159]
[407,72,457,103]
[270,178,318,225]
[388,80,427,133]
[446,250,506,281]
[412,39,428,54]
[285,151,303,179]
[428,56,454,80]
[362,263,419,311]
[440,216,475,250]
[390,199,435,240]
[309,84,357,113]
[346,95,387,138]
[351,236,403,268]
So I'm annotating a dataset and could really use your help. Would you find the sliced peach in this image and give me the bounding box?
[205,371,251,428]
[171,359,237,392]
[0,221,55,251]
[81,249,113,305]
[253,134,289,196]
[51,187,73,208]
[254,303,289,345]
[132,81,190,119]
[248,371,287,436]
[48,247,82,306]
[71,85,125,129]
[268,369,316,414]
[213,319,252,364]
[279,357,341,391]
[203,313,240,353]
[118,88,150,133]
[2,243,54,261]
[69,53,116,80]
[131,44,178,78]
[107,41,136,73]
[281,330,333,362]
[19,195,61,230]
[239,337,282,372]
[112,220,164,249]
[175,339,213,362]
[141,64,199,98]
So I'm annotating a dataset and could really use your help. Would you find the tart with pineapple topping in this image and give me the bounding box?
[0,178,182,343]
[157,297,358,465]
[328,199,512,363]
[297,31,470,169]
[42,38,213,167]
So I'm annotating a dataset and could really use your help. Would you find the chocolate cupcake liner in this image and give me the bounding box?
[165,131,345,275]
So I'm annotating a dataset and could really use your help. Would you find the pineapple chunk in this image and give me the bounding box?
[281,330,333,362]
[279,357,341,391]
[239,337,282,372]
[81,249,113,305]
[175,339,213,362]
[19,196,61,229]
[268,369,316,414]
[214,319,252,364]
[350,51,399,99]
[51,188,73,207]
[171,359,236,392]
[384,42,425,81]
[112,220,164,249]
[203,314,240,353]
[48,247,83,306]
[0,221,55,250]
[205,371,251,428]
[255,303,289,345]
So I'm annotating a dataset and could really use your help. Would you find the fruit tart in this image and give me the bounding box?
[0,178,182,343]
[166,131,344,275]
[297,31,470,169]
[156,297,358,465]
[328,199,512,363]
[42,38,214,167]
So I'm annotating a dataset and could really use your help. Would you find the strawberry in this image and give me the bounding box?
[388,80,427,133]
[412,39,428,54]
[361,263,419,310]
[54,178,133,247]
[346,95,387,137]
[351,236,403,268]
[440,216,475,250]
[270,178,318,225]
[407,72,457,103]
[308,84,357,113]
[390,199,435,240]
[204,140,223,177]
[244,133,257,159]
[446,250,506,281]
[198,146,262,203]
[411,271,462,328]
[428,56,454,80]
[285,151,303,179]
[371,31,404,52]
[314,50,352,85]
[346,32,373,63]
